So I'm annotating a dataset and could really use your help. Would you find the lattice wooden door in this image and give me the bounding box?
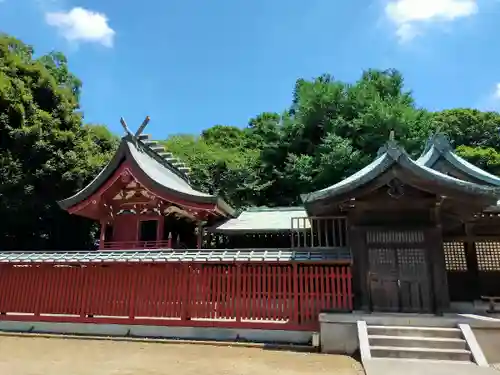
[366,229,432,313]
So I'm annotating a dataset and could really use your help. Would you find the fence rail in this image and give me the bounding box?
[101,240,172,250]
[291,216,348,248]
[0,263,353,331]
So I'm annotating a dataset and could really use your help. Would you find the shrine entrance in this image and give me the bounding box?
[364,228,434,313]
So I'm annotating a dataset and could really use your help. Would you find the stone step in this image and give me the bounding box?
[367,325,463,338]
[370,345,472,361]
[367,357,474,365]
[368,335,467,350]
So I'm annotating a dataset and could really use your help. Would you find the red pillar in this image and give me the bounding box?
[157,216,165,245]
[197,223,203,249]
[99,221,106,250]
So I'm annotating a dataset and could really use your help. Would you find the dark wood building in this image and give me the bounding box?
[301,134,500,313]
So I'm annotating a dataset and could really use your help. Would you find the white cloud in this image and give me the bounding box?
[385,0,478,42]
[494,83,500,100]
[477,83,500,111]
[45,7,115,47]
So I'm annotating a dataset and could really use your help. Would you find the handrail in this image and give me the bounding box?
[101,240,172,250]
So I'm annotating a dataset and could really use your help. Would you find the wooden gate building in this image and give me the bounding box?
[302,134,500,313]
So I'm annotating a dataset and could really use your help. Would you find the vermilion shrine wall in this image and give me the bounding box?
[100,215,167,250]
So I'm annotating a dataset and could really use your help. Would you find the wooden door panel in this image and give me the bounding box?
[370,278,399,312]
[397,247,432,312]
[368,245,400,312]
[365,229,433,313]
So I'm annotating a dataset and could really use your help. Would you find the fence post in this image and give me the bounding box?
[235,264,241,322]
[346,266,353,311]
[181,263,190,321]
[292,263,299,325]
[128,265,137,322]
[33,265,44,317]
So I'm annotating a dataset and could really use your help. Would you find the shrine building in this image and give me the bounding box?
[0,119,499,340]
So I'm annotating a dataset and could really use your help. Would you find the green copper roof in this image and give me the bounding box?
[301,140,500,204]
[58,134,235,216]
[209,207,310,232]
[417,133,500,187]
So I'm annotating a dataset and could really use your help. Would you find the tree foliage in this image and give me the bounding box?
[2,33,500,250]
[160,71,500,209]
[0,34,118,250]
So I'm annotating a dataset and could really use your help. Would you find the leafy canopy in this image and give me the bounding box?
[2,33,500,250]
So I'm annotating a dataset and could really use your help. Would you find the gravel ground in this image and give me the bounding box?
[0,335,364,375]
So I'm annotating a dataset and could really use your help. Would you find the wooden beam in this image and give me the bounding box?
[135,116,150,137]
[120,117,132,135]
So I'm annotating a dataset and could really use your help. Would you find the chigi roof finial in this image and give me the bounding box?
[135,116,150,137]
[119,116,151,137]
[120,117,132,135]
[389,130,395,141]
[435,125,442,134]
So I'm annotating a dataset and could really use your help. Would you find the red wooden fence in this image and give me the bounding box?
[0,263,352,331]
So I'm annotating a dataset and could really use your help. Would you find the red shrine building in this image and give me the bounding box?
[58,129,235,251]
[1,119,500,343]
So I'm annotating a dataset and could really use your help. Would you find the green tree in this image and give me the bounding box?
[4,31,500,252]
[240,69,432,206]
[161,132,260,207]
[0,34,116,250]
[430,109,500,175]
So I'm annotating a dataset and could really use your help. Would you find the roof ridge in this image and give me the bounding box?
[244,206,305,212]
[430,132,453,152]
[132,134,192,183]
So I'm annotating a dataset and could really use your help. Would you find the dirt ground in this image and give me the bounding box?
[0,335,364,375]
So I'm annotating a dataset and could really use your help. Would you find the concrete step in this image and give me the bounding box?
[367,325,462,338]
[368,335,467,350]
[367,357,474,365]
[370,345,472,361]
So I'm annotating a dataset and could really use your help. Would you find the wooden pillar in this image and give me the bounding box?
[157,216,165,244]
[465,223,480,300]
[167,232,172,248]
[430,201,450,314]
[134,216,140,243]
[197,222,203,249]
[350,226,369,311]
[99,221,106,250]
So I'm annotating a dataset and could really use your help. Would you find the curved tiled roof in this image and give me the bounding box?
[301,140,500,204]
[416,133,500,187]
[58,134,235,216]
[209,207,310,232]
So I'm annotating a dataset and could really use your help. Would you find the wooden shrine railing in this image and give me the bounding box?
[101,240,173,250]
[0,263,353,331]
[291,216,348,248]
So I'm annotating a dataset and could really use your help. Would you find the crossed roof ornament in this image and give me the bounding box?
[119,116,151,138]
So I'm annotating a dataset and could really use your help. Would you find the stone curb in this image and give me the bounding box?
[0,331,315,352]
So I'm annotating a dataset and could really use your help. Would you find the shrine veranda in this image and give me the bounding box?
[1,123,500,337]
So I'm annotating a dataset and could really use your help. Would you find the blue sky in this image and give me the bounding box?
[1,0,500,138]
